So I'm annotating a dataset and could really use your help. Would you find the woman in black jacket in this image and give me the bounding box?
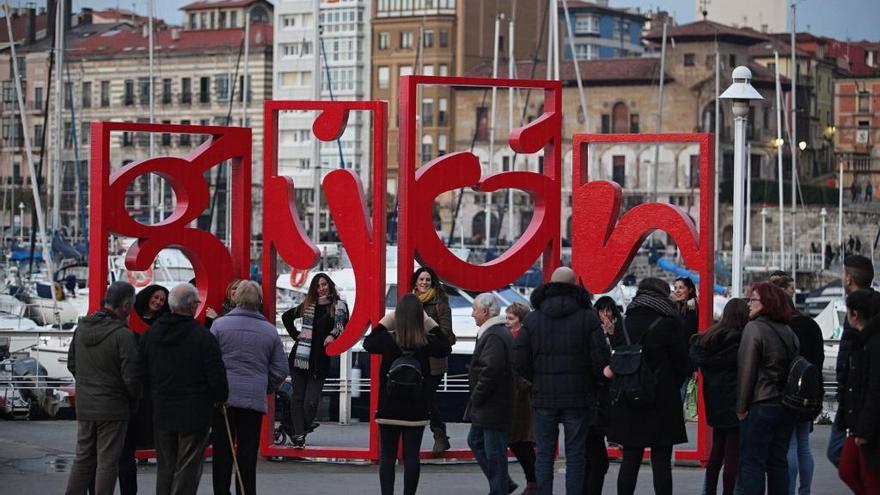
[585,296,620,494]
[281,273,349,448]
[134,284,169,326]
[364,293,452,495]
[838,289,880,493]
[609,278,690,495]
[690,298,749,495]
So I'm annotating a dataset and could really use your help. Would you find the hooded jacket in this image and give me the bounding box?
[67,310,143,421]
[513,282,606,409]
[140,312,228,432]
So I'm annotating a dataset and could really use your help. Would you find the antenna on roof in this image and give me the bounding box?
[699,0,709,20]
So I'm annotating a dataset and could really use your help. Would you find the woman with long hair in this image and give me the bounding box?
[364,293,452,495]
[133,284,169,326]
[281,273,349,448]
[736,282,799,494]
[585,296,619,494]
[505,302,536,494]
[838,289,880,493]
[690,298,750,495]
[408,266,455,455]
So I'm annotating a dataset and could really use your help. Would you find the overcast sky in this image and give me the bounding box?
[54,0,879,42]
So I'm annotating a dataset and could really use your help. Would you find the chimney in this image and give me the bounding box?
[82,7,93,25]
[27,7,36,44]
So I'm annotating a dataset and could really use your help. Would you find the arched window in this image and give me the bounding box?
[612,102,629,133]
[471,211,499,244]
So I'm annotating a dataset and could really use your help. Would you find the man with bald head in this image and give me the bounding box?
[513,266,608,494]
[140,283,228,495]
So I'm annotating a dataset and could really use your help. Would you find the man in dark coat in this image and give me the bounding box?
[140,283,228,495]
[829,255,875,467]
[513,266,607,494]
[466,292,515,495]
[65,282,142,495]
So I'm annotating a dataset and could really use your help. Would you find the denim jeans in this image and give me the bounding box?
[532,407,588,495]
[468,425,509,495]
[787,421,814,495]
[735,401,795,495]
[827,422,846,468]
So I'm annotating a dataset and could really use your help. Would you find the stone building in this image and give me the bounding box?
[835,75,880,202]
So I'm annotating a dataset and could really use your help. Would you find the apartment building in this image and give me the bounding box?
[560,0,647,60]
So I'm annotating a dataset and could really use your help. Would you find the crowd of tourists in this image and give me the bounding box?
[62,254,880,495]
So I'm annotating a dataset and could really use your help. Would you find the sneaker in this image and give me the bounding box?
[306,422,320,434]
[291,435,306,449]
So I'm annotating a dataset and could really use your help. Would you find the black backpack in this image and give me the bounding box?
[609,317,663,408]
[386,350,424,401]
[768,324,824,422]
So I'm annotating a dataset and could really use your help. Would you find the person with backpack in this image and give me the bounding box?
[838,289,880,493]
[363,293,452,495]
[409,266,456,456]
[466,293,516,495]
[690,298,750,495]
[770,274,825,495]
[736,282,800,494]
[608,277,689,495]
[513,266,607,494]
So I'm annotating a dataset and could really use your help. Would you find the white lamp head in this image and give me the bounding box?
[720,66,765,101]
[798,141,807,151]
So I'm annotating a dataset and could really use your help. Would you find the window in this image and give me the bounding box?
[763,104,770,130]
[612,155,625,187]
[230,11,237,27]
[123,80,134,105]
[438,97,448,125]
[476,107,489,141]
[439,30,449,48]
[421,135,433,162]
[612,102,629,133]
[189,13,197,29]
[281,41,312,57]
[34,124,43,147]
[399,65,413,77]
[422,65,434,76]
[161,120,172,146]
[122,129,133,147]
[33,86,43,110]
[728,54,736,68]
[689,155,700,188]
[858,91,870,112]
[400,31,413,49]
[219,11,226,28]
[629,114,639,133]
[181,77,192,103]
[377,67,390,89]
[423,30,434,48]
[422,98,433,125]
[439,64,449,77]
[100,81,110,107]
[179,120,191,146]
[684,53,695,66]
[138,77,150,105]
[81,122,89,145]
[214,74,230,102]
[162,78,172,104]
[238,75,251,103]
[379,32,389,50]
[64,81,71,109]
[438,134,447,155]
[601,114,611,133]
[574,14,598,34]
[81,82,91,108]
[199,77,210,103]
[575,43,599,60]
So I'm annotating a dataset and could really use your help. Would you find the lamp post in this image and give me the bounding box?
[720,66,764,298]
[820,207,827,271]
[18,202,24,242]
[761,207,768,267]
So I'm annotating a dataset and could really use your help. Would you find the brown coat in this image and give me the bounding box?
[423,296,453,376]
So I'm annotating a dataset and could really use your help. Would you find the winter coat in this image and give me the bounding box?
[607,306,690,448]
[363,324,452,426]
[789,312,825,370]
[736,317,799,414]
[140,313,229,432]
[678,304,700,371]
[67,310,143,421]
[589,323,613,433]
[840,317,880,467]
[465,316,515,431]
[690,329,741,429]
[210,308,288,413]
[508,326,534,443]
[513,282,606,410]
[423,296,453,376]
[282,300,346,379]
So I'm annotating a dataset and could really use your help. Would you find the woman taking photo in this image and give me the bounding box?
[364,293,452,495]
[736,282,799,494]
[409,266,455,455]
[586,296,619,493]
[281,273,349,448]
[505,302,536,494]
[838,289,880,493]
[690,298,750,495]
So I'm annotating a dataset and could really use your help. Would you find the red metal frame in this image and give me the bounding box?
[571,132,715,464]
[260,100,387,460]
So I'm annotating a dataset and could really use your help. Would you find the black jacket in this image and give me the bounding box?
[690,329,741,429]
[466,317,515,431]
[790,312,825,369]
[736,317,799,413]
[840,317,880,466]
[589,323,613,432]
[608,307,690,447]
[282,301,343,379]
[363,324,451,425]
[140,313,229,432]
[514,282,606,410]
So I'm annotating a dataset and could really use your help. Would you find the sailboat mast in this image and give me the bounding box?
[52,0,64,230]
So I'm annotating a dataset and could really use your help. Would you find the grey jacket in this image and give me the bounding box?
[736,316,800,414]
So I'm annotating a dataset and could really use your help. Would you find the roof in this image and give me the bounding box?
[561,1,647,21]
[0,11,48,44]
[746,62,791,89]
[747,38,812,58]
[90,9,158,26]
[65,21,272,59]
[180,0,264,11]
[465,57,669,86]
[644,20,771,46]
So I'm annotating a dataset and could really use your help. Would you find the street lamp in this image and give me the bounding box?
[18,202,24,242]
[798,141,807,151]
[760,207,768,267]
[721,66,764,298]
[820,207,827,271]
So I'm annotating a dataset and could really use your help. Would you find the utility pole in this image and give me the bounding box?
[790,1,798,281]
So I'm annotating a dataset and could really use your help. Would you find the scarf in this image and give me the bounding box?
[626,289,678,318]
[477,315,507,340]
[293,298,349,371]
[414,287,436,304]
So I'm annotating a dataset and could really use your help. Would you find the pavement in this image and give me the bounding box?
[0,420,852,494]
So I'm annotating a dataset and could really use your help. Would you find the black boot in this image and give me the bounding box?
[431,426,450,456]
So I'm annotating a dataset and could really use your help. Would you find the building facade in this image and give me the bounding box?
[835,76,880,201]
[560,1,646,61]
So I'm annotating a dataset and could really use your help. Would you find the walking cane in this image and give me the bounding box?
[221,404,247,495]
